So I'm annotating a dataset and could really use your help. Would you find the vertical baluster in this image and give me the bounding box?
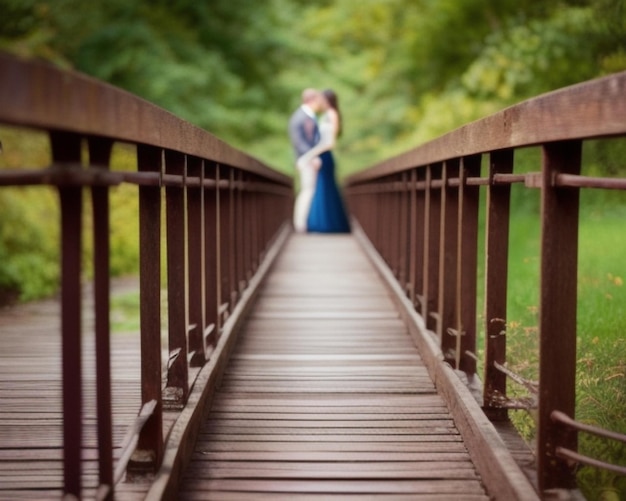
[423,163,442,332]
[369,188,373,239]
[413,169,426,312]
[187,156,205,367]
[51,130,83,499]
[164,150,189,409]
[88,136,114,497]
[391,177,400,276]
[483,149,514,421]
[256,184,265,258]
[457,154,481,375]
[438,159,460,364]
[398,172,409,290]
[236,171,246,295]
[249,179,259,274]
[204,164,218,355]
[386,183,394,265]
[378,186,382,244]
[362,189,370,239]
[538,140,581,492]
[369,188,375,241]
[219,166,230,328]
[408,169,418,306]
[229,170,237,310]
[133,144,163,472]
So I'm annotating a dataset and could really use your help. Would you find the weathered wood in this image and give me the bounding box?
[51,130,84,498]
[483,149,514,419]
[0,283,166,500]
[353,224,540,501]
[537,140,581,491]
[1,233,536,500]
[136,144,164,467]
[178,234,491,500]
[346,70,626,183]
[145,223,291,500]
[0,53,292,185]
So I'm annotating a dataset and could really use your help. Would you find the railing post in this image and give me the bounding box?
[538,140,582,493]
[228,169,238,310]
[398,172,410,291]
[390,176,401,277]
[236,171,246,294]
[51,130,83,499]
[438,159,460,365]
[249,181,259,274]
[483,149,514,420]
[219,166,231,326]
[187,156,205,367]
[379,187,388,263]
[422,163,441,331]
[164,150,189,409]
[457,154,481,375]
[407,169,422,307]
[133,144,163,473]
[204,164,219,355]
[411,169,425,310]
[88,136,114,497]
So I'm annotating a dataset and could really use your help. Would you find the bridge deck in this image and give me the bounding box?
[0,234,522,500]
[178,234,489,500]
[0,280,165,500]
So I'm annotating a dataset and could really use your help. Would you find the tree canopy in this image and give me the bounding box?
[2,0,625,174]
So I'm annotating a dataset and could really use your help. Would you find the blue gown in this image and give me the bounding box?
[307,150,351,233]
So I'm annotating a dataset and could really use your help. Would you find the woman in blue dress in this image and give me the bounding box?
[296,89,351,233]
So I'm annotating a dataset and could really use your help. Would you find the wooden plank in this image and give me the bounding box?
[0,280,160,501]
[182,478,487,495]
[180,493,489,501]
[178,234,490,499]
[353,225,540,500]
[192,451,472,462]
[194,441,467,453]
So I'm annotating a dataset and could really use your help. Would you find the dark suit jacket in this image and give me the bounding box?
[288,107,319,159]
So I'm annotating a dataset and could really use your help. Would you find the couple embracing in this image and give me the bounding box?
[288,88,351,234]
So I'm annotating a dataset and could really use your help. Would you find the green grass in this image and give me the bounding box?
[493,201,626,499]
[110,290,141,333]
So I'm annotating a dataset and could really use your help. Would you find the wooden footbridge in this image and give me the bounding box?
[1,53,625,500]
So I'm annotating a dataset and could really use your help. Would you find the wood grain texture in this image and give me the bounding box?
[346,70,626,183]
[0,279,171,501]
[0,53,291,186]
[178,234,489,500]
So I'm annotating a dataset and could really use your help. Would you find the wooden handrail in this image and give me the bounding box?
[344,71,626,496]
[0,52,293,499]
[346,70,626,184]
[0,52,291,187]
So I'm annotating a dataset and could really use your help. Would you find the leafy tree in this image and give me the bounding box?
[2,0,626,303]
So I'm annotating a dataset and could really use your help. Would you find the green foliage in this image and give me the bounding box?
[0,127,141,304]
[2,3,626,493]
[490,203,626,499]
[0,187,59,302]
[111,290,141,333]
[0,126,58,303]
[2,0,625,175]
[462,7,598,101]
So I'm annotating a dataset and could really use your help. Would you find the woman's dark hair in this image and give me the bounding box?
[323,88,342,137]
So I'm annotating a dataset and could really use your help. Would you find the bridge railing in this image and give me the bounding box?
[344,71,626,495]
[0,53,293,499]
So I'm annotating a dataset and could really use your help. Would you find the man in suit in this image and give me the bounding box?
[289,88,323,232]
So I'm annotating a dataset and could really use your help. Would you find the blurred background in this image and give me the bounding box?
[1,3,626,498]
[2,0,625,175]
